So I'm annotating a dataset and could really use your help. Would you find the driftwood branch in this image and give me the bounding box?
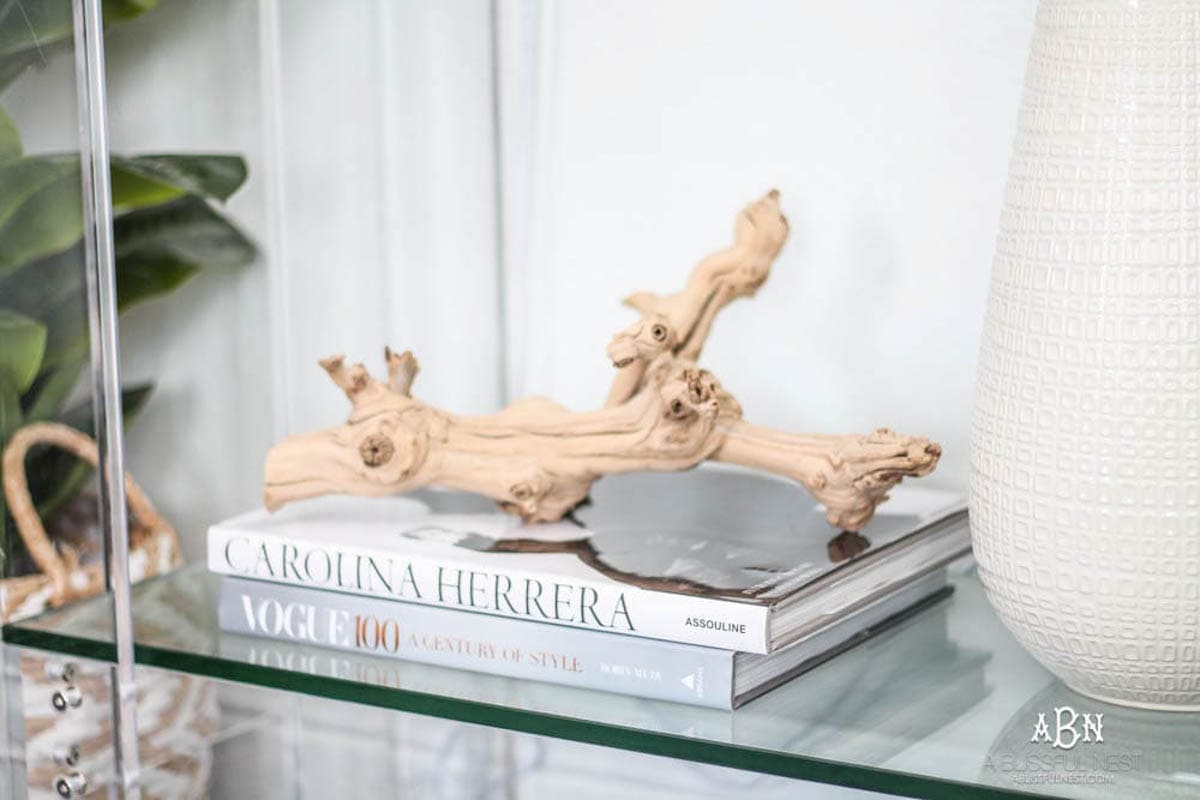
[266,353,740,522]
[264,191,941,531]
[385,346,419,396]
[605,190,789,406]
[713,423,940,530]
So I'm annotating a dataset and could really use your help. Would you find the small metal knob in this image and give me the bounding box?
[54,772,87,798]
[44,661,78,683]
[53,744,81,767]
[50,686,83,712]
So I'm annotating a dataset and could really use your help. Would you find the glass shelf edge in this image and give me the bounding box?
[1,622,1054,800]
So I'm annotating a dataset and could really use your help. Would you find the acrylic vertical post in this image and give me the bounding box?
[70,0,142,795]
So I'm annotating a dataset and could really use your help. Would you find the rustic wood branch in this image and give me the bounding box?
[712,422,941,530]
[605,190,789,406]
[263,190,942,531]
[265,355,938,530]
[385,347,419,396]
[266,353,740,522]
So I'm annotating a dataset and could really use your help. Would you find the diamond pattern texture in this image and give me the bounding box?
[970,0,1200,709]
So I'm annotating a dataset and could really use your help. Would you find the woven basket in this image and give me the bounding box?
[2,422,215,799]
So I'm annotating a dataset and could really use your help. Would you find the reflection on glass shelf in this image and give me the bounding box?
[983,682,1200,799]
[5,561,1198,800]
[165,680,878,800]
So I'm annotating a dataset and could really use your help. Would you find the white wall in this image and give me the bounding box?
[272,0,503,437]
[500,0,1037,491]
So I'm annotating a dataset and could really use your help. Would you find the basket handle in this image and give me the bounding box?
[2,422,179,604]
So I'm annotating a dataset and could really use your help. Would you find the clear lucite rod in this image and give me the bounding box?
[70,0,142,795]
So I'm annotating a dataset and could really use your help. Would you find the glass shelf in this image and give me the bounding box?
[5,560,1198,800]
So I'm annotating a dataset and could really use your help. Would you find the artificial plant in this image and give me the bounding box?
[0,0,256,571]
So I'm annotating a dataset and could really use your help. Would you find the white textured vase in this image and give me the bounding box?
[971,0,1200,710]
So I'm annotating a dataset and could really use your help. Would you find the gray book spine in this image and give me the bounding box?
[219,577,736,709]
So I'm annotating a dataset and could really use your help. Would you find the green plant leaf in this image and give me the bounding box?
[113,155,248,203]
[0,0,159,57]
[27,382,152,518]
[0,158,72,221]
[23,357,84,420]
[0,309,46,392]
[35,197,254,370]
[0,0,159,90]
[0,243,88,379]
[37,252,199,371]
[0,373,20,442]
[109,166,185,210]
[115,194,256,267]
[0,168,82,273]
[0,154,251,278]
[0,157,81,275]
[0,104,21,162]
[116,251,201,306]
[0,241,82,320]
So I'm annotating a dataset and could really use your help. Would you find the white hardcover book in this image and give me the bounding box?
[207,469,968,653]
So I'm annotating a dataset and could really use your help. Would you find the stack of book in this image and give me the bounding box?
[206,469,969,709]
